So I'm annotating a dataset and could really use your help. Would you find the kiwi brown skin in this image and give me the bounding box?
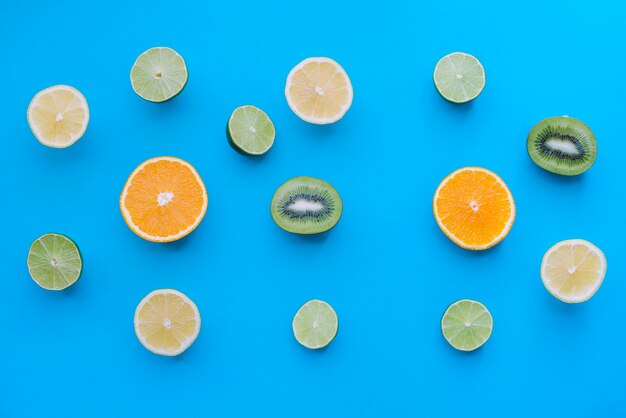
[526,116,597,176]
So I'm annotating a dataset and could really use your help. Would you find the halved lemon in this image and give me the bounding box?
[134,289,201,356]
[27,85,89,148]
[285,57,353,124]
[541,239,607,303]
[120,156,208,242]
[433,167,515,250]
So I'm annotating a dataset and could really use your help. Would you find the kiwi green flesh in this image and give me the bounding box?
[527,116,597,176]
[271,176,342,234]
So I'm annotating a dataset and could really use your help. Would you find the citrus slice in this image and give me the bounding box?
[292,299,338,349]
[27,85,89,148]
[441,299,493,351]
[541,239,607,303]
[134,289,201,356]
[27,233,82,290]
[130,47,188,102]
[227,105,275,155]
[285,57,353,124]
[433,52,485,103]
[433,167,515,250]
[120,156,208,242]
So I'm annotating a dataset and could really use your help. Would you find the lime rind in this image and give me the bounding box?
[27,233,82,290]
[433,52,485,103]
[441,299,493,351]
[130,47,188,103]
[292,299,338,349]
[227,105,275,155]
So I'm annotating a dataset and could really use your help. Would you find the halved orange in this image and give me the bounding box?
[120,157,208,242]
[433,167,515,250]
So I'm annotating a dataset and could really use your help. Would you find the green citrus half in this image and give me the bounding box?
[433,52,485,103]
[27,233,82,290]
[130,47,188,102]
[227,105,275,155]
[292,299,338,349]
[441,299,493,351]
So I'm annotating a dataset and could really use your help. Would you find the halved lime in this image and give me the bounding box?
[433,52,485,103]
[441,299,493,351]
[227,105,275,155]
[292,299,338,349]
[130,47,188,102]
[27,233,82,290]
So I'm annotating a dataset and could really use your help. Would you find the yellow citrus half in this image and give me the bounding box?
[541,239,607,303]
[285,57,353,124]
[134,289,201,356]
[120,156,208,242]
[27,85,89,148]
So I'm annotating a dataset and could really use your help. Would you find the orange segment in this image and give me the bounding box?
[120,157,208,242]
[433,167,515,250]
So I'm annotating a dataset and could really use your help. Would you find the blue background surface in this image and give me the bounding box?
[2,0,625,416]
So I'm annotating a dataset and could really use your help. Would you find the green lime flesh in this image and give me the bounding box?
[130,47,188,103]
[441,299,493,351]
[270,176,342,235]
[292,300,338,349]
[227,105,275,155]
[527,116,597,176]
[433,52,485,103]
[27,233,82,290]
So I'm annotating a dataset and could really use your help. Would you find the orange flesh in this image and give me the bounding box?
[123,159,205,239]
[435,169,514,247]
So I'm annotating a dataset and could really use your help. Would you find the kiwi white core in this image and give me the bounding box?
[545,139,580,156]
[289,199,324,212]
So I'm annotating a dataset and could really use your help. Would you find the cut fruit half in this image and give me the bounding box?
[285,57,353,124]
[433,167,515,250]
[271,176,342,234]
[541,239,607,303]
[27,85,89,148]
[227,105,275,155]
[441,299,493,351]
[292,299,338,349]
[120,156,208,242]
[27,233,82,290]
[134,289,201,356]
[527,116,597,176]
[433,52,485,103]
[130,47,188,102]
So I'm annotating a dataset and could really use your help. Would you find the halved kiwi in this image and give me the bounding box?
[527,116,597,176]
[270,176,342,234]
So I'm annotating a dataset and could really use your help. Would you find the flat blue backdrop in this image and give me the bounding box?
[2,0,625,416]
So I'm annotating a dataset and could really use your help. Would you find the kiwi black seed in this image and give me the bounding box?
[526,116,597,176]
[270,176,342,234]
